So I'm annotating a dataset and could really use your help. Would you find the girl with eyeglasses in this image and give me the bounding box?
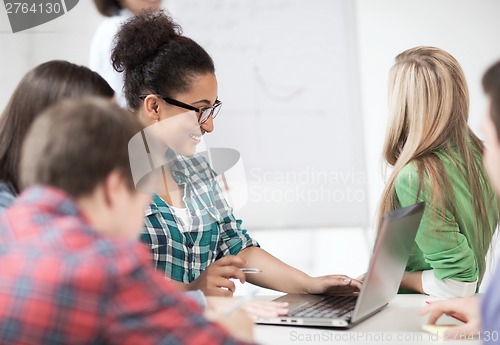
[112,11,362,298]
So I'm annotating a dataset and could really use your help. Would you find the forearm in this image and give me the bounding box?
[400,271,424,293]
[401,270,478,297]
[237,246,311,293]
[421,270,477,297]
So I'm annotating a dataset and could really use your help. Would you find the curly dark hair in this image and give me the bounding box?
[111,11,215,110]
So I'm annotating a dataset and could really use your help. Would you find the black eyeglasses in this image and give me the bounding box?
[139,95,222,125]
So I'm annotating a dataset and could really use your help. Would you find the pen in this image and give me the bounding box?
[425,301,467,323]
[240,268,262,274]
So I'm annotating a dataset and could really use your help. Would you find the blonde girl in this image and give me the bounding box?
[379,46,498,297]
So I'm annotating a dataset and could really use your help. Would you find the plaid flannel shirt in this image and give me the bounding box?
[0,186,252,345]
[140,152,258,283]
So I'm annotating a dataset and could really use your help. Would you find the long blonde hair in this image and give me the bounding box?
[378,46,495,256]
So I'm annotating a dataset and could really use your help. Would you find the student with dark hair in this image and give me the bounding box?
[420,60,500,341]
[0,60,115,212]
[0,97,255,344]
[90,0,162,107]
[112,11,362,297]
[0,59,284,317]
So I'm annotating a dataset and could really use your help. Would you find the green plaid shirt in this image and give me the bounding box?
[140,152,258,283]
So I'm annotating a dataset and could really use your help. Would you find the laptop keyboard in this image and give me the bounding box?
[289,295,357,319]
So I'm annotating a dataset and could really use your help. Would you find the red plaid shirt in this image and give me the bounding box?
[0,186,253,345]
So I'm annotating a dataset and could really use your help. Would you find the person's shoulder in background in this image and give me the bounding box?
[0,181,16,213]
[89,9,133,71]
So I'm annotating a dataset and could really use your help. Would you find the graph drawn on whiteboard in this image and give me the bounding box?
[254,66,306,102]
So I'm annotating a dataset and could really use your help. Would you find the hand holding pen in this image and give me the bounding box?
[188,255,252,297]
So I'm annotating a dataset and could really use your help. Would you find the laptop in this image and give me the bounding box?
[257,202,425,328]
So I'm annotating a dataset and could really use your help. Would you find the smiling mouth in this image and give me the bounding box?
[189,134,201,142]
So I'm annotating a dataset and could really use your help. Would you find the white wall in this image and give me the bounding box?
[0,1,101,110]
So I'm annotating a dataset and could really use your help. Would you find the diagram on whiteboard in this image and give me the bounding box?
[254,66,305,102]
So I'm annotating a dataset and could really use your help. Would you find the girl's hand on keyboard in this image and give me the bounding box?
[305,275,363,295]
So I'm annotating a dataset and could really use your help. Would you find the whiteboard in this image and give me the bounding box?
[169,0,368,228]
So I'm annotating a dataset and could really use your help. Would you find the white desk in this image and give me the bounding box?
[255,295,479,345]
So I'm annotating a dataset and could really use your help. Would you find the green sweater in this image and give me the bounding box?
[395,147,498,287]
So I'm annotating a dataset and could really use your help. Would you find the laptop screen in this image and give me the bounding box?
[351,202,425,323]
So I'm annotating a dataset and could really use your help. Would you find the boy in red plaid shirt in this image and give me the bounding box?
[0,98,255,345]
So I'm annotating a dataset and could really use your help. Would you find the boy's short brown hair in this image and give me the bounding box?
[20,97,143,198]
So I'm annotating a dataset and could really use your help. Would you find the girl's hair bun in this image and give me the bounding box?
[112,10,182,72]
